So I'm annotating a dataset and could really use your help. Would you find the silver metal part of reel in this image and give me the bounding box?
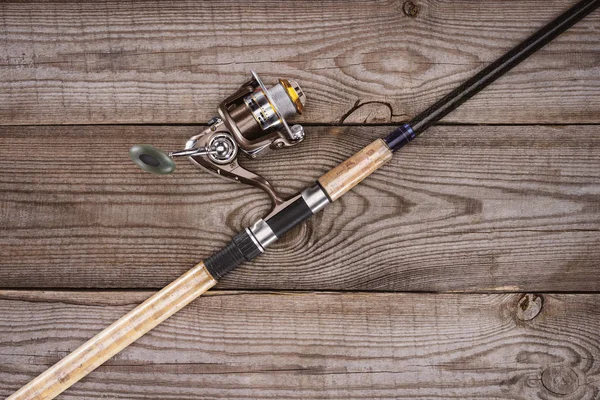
[250,70,304,143]
[208,133,238,165]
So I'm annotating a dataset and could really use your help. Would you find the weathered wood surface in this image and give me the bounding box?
[1,0,599,125]
[1,124,599,291]
[1,0,598,398]
[1,290,599,399]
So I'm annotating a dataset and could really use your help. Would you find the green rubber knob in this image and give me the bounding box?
[129,144,176,175]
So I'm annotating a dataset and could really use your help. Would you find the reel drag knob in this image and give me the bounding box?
[129,144,176,175]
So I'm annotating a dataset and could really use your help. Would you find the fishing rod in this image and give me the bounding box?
[9,0,599,398]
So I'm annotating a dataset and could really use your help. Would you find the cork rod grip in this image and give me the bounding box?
[8,262,217,400]
[318,139,393,201]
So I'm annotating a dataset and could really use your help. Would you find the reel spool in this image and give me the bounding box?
[129,71,306,210]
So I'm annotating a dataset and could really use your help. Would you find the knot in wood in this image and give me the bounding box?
[516,293,543,321]
[541,366,579,396]
[402,1,420,18]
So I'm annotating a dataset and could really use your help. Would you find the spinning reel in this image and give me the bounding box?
[130,71,306,209]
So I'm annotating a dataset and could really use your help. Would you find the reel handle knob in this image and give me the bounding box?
[129,144,176,175]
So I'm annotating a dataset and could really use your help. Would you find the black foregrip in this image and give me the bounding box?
[265,197,313,238]
[205,230,261,280]
[205,195,315,279]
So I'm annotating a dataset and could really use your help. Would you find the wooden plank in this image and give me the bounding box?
[0,0,598,125]
[1,290,599,399]
[1,125,599,291]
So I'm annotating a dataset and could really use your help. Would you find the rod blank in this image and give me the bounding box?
[410,0,599,135]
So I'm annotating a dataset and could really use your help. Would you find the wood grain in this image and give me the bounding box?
[0,0,598,125]
[7,263,216,400]
[0,124,598,292]
[318,139,393,201]
[1,290,599,399]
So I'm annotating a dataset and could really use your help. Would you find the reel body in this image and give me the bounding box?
[130,71,306,209]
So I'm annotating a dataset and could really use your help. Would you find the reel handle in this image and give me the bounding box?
[129,144,217,175]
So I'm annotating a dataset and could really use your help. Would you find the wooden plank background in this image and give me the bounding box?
[0,0,599,399]
[2,291,600,399]
[0,0,599,125]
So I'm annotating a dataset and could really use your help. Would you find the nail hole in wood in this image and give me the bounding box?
[516,293,543,321]
[403,1,420,18]
[541,366,579,396]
